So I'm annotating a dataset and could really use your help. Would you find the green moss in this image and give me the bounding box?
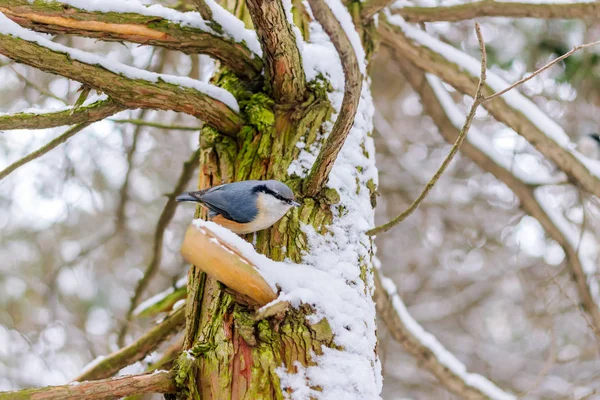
[242,93,275,132]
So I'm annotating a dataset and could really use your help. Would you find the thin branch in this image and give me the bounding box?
[0,371,175,400]
[191,0,213,21]
[10,66,68,105]
[395,58,600,339]
[0,0,261,79]
[117,149,200,347]
[76,307,185,382]
[361,0,395,21]
[373,269,515,400]
[367,23,486,236]
[393,1,600,23]
[110,119,201,131]
[0,98,124,131]
[484,40,600,102]
[115,118,144,232]
[0,122,91,182]
[379,19,600,199]
[245,0,306,103]
[304,0,364,197]
[0,25,243,136]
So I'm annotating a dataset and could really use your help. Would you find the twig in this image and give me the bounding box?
[76,306,185,382]
[110,119,202,131]
[484,40,600,102]
[0,371,175,400]
[117,149,200,347]
[367,23,486,236]
[0,98,124,131]
[304,0,364,197]
[0,122,92,182]
[10,66,69,105]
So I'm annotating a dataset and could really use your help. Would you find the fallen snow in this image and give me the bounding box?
[385,11,600,179]
[55,0,262,57]
[379,273,516,400]
[0,15,240,113]
[323,0,367,75]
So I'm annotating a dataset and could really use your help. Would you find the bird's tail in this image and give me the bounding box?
[175,191,206,203]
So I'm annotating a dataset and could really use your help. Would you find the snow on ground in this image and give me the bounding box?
[0,15,240,112]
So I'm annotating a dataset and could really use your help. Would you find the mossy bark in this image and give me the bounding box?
[176,2,378,399]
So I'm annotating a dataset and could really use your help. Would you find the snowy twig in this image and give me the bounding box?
[484,40,600,102]
[0,0,261,79]
[117,149,199,347]
[191,0,214,21]
[0,19,243,136]
[110,119,202,131]
[76,307,185,382]
[304,0,364,197]
[373,269,515,400]
[0,98,124,131]
[367,23,486,236]
[379,18,600,199]
[393,1,600,23]
[0,122,91,182]
[245,0,306,103]
[0,371,175,400]
[397,60,600,340]
[361,0,395,20]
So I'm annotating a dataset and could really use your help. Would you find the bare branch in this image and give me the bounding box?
[0,0,261,79]
[245,0,306,103]
[367,24,486,236]
[0,122,91,182]
[394,1,600,23]
[76,307,185,382]
[484,40,600,102]
[0,371,175,400]
[0,98,124,131]
[374,269,515,400]
[117,149,199,347]
[379,19,600,199]
[361,0,395,21]
[304,0,363,197]
[110,119,201,131]
[191,0,213,21]
[10,66,68,105]
[396,59,600,339]
[0,27,243,136]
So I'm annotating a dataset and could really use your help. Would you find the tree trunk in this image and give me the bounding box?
[175,2,380,399]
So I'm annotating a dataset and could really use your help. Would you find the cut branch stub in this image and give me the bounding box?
[180,223,277,307]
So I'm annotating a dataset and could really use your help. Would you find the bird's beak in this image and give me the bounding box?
[176,192,200,203]
[290,200,301,207]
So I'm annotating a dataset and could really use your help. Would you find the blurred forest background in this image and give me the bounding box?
[1,1,600,399]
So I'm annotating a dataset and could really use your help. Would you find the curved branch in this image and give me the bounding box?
[396,60,600,339]
[1,0,262,79]
[374,270,515,400]
[245,0,306,103]
[393,1,600,23]
[379,18,600,199]
[0,122,91,182]
[76,307,185,382]
[0,371,175,400]
[0,17,244,136]
[0,98,124,131]
[304,0,363,197]
[367,23,486,236]
[117,149,199,347]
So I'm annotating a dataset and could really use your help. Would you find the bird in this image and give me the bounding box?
[176,180,300,234]
[577,133,600,159]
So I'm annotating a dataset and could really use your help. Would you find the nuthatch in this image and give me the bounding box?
[176,180,300,234]
[577,133,600,159]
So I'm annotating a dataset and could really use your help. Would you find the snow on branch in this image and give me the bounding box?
[1,0,262,79]
[0,98,124,131]
[392,1,600,23]
[0,370,175,400]
[396,57,600,339]
[245,0,306,103]
[75,307,185,382]
[0,14,243,136]
[304,0,364,197]
[373,269,516,400]
[367,23,486,236]
[379,14,600,199]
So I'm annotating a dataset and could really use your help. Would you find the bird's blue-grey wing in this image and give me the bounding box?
[199,184,259,223]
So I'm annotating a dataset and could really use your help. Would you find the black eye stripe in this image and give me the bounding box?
[253,184,292,202]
